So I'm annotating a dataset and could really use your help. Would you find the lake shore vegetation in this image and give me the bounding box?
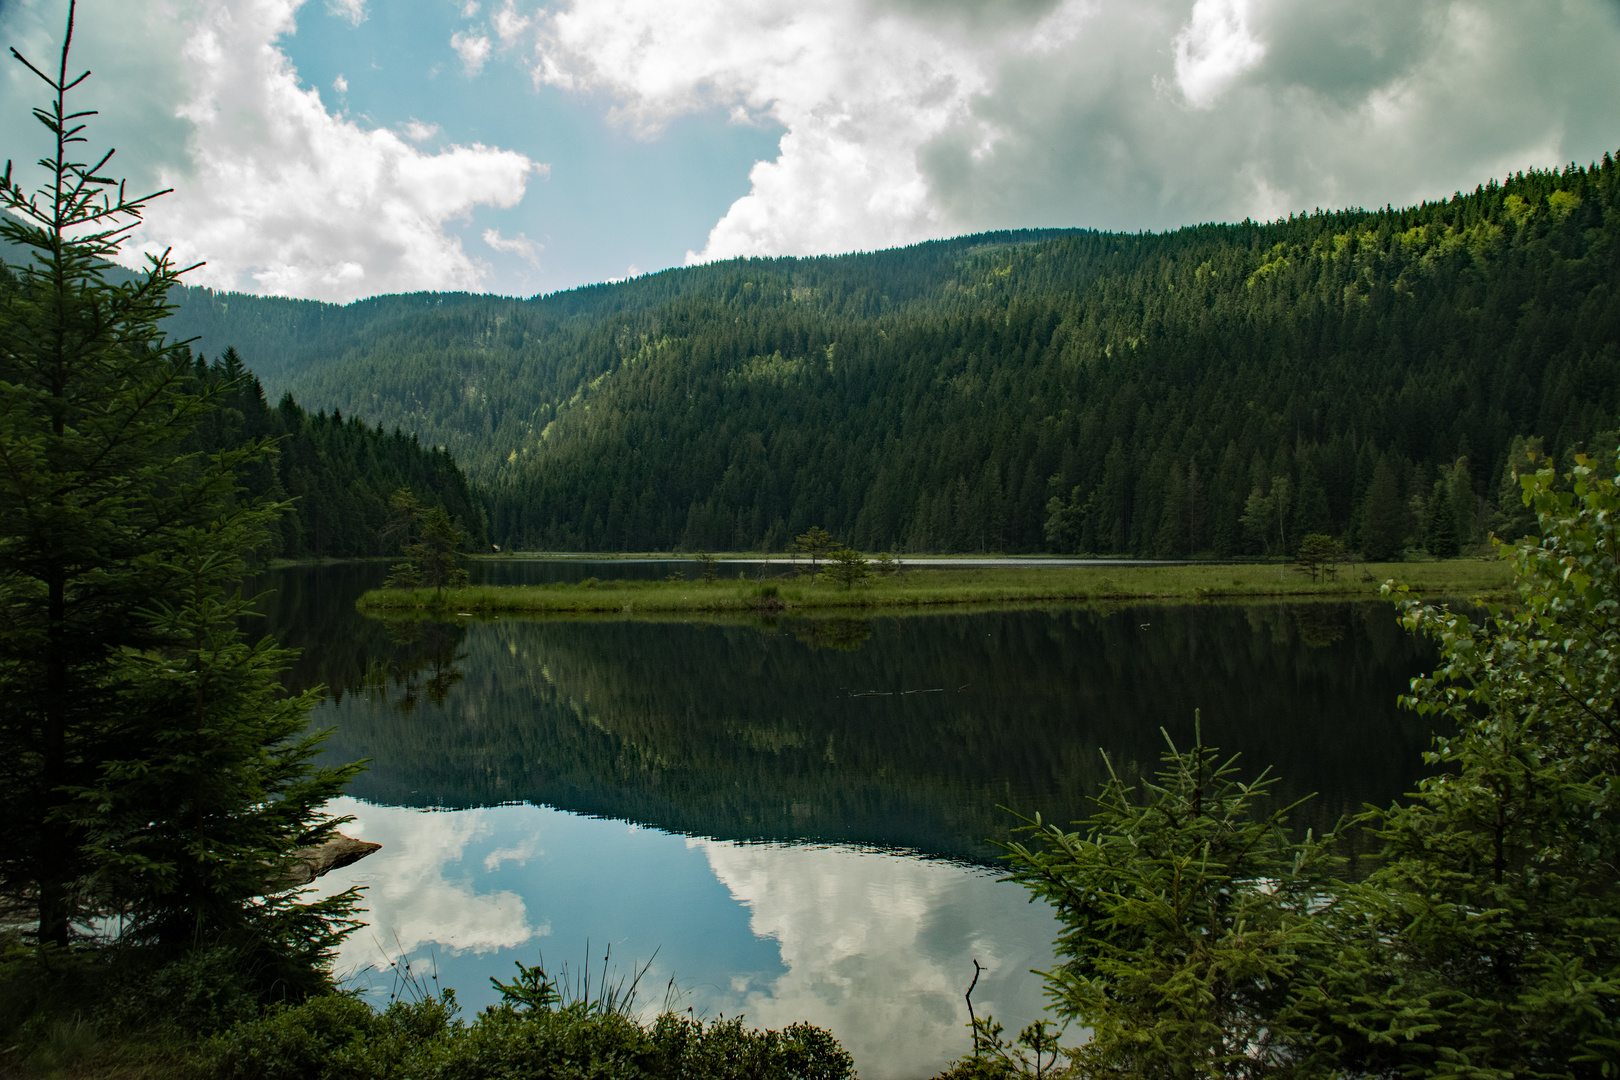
[939,453,1620,1076]
[356,557,1514,616]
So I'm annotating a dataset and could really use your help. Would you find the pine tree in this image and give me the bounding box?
[1002,723,1336,1077]
[0,6,360,966]
[1359,455,1407,561]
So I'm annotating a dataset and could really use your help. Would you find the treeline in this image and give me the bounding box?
[486,158,1619,554]
[164,159,1620,556]
[188,348,486,559]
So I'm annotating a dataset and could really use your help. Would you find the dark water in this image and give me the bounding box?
[256,561,1439,855]
[256,562,1442,1078]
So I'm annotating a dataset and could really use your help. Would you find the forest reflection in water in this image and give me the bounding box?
[258,564,1444,1077]
[271,589,1439,854]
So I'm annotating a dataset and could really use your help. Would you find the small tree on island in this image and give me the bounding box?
[1293,533,1342,582]
[385,487,470,593]
[792,525,834,580]
[825,547,870,589]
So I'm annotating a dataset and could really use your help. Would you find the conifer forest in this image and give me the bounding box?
[167,157,1620,558]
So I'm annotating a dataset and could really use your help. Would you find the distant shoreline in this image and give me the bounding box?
[356,559,1514,616]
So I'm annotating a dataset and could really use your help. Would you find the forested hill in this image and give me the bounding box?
[167,156,1620,556]
[188,349,487,559]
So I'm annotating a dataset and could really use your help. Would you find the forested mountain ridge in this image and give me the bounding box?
[167,157,1620,555]
[188,349,487,559]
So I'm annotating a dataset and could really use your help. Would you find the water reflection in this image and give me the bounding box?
[307,602,1438,854]
[319,796,1055,1080]
[257,565,1448,1078]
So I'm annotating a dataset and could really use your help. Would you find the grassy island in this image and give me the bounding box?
[356,558,1514,616]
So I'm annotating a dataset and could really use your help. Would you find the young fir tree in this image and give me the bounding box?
[1001,722,1337,1078]
[0,4,361,974]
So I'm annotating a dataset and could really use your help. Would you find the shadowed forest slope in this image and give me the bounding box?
[166,157,1620,555]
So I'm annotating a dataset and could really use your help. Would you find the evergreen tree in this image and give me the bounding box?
[1319,454,1620,1074]
[1002,724,1336,1077]
[385,487,471,594]
[1359,456,1407,561]
[0,9,359,964]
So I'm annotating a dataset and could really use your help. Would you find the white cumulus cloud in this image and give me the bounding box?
[483,226,542,264]
[528,0,1085,264]
[114,0,540,302]
[520,0,1620,264]
[1173,0,1266,107]
[451,28,492,74]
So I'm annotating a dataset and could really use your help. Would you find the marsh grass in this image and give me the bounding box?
[358,559,1513,617]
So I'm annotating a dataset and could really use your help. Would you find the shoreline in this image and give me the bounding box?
[356,559,1514,616]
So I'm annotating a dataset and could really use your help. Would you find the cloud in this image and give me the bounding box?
[530,0,1056,263]
[525,0,1620,261]
[451,29,492,74]
[312,798,541,972]
[326,0,365,26]
[491,0,529,42]
[401,118,441,141]
[332,72,348,94]
[1173,0,1265,107]
[695,839,1058,1079]
[104,0,541,302]
[482,226,542,263]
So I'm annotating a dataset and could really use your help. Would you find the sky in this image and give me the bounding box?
[0,0,1616,303]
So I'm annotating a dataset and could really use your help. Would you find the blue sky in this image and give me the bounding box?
[1,0,1617,303]
[275,0,781,293]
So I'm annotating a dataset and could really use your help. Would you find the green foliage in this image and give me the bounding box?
[1293,533,1342,582]
[385,487,472,593]
[157,154,1620,556]
[695,551,719,582]
[825,547,870,589]
[1001,722,1336,1078]
[196,985,854,1080]
[1317,454,1620,1076]
[186,353,486,561]
[199,992,456,1080]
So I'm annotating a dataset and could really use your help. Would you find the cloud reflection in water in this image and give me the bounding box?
[315,798,1059,1079]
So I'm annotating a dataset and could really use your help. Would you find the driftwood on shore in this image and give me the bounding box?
[278,834,382,889]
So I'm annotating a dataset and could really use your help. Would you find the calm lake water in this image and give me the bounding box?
[257,561,1442,1079]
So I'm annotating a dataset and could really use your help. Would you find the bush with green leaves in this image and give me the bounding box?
[991,451,1620,1078]
[198,956,854,1080]
[1307,452,1620,1077]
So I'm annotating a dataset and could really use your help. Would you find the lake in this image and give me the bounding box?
[257,560,1442,1078]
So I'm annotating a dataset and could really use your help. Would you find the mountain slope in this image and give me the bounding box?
[167,158,1620,555]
